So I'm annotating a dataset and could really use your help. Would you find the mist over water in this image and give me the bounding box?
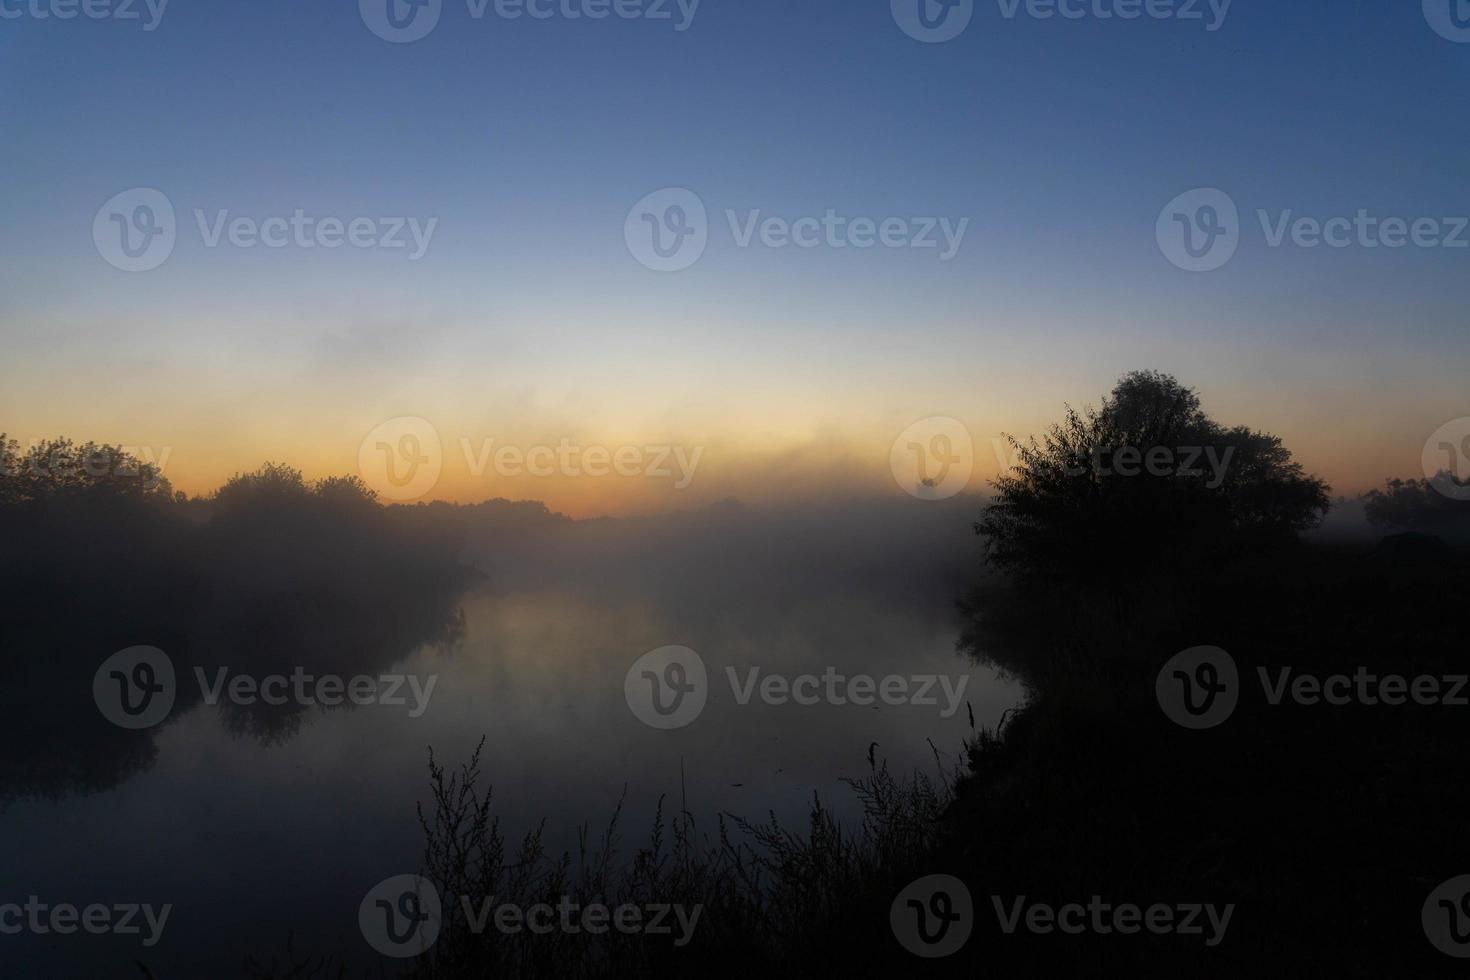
[0,494,1020,976]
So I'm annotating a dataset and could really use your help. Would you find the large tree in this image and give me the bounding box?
[977,371,1330,592]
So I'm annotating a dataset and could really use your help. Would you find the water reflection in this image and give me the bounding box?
[1,496,1022,976]
[0,488,470,803]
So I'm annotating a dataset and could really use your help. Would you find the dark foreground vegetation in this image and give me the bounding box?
[9,370,1469,977]
[960,376,1470,978]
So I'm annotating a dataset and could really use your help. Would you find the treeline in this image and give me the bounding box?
[0,437,472,802]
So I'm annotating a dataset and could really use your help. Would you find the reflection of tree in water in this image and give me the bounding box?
[205,590,466,746]
[0,440,471,803]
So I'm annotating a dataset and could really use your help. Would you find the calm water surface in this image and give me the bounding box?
[1,502,1022,976]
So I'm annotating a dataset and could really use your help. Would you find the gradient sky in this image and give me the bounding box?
[2,0,1467,515]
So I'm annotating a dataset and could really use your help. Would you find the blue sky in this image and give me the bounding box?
[1,0,1467,510]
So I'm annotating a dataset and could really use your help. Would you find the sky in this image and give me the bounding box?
[1,0,1467,515]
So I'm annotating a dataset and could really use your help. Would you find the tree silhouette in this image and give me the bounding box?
[1363,475,1470,540]
[0,433,172,507]
[977,371,1329,595]
[0,445,467,800]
